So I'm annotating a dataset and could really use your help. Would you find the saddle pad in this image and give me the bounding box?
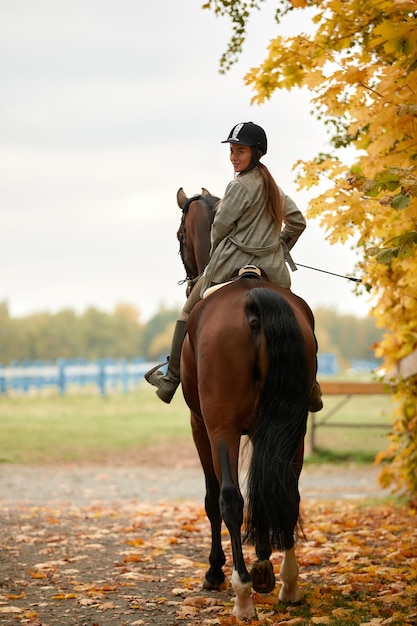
[203,280,233,299]
[203,265,262,299]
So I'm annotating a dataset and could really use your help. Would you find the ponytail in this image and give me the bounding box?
[257,162,283,225]
[239,148,284,225]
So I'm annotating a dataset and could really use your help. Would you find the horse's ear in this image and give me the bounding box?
[177,187,187,209]
[201,188,211,196]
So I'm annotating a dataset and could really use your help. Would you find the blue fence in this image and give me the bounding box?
[317,354,381,376]
[0,353,380,396]
[317,353,338,376]
[0,357,160,396]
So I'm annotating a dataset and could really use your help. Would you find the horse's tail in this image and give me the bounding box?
[243,287,310,551]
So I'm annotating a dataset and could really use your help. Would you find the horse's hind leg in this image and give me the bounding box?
[279,440,303,603]
[191,413,225,590]
[250,532,275,594]
[216,441,256,621]
[279,547,301,602]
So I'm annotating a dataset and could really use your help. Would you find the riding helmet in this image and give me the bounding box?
[221,122,267,155]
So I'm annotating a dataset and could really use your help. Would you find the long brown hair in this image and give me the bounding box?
[257,162,284,225]
[241,148,284,225]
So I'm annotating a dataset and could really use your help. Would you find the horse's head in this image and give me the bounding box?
[177,187,219,296]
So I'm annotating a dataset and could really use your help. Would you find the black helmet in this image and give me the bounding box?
[221,121,267,155]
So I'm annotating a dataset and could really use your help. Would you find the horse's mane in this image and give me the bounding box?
[181,193,219,217]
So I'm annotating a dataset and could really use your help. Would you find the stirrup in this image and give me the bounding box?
[144,360,168,383]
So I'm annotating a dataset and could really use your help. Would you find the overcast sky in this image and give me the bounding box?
[0,0,372,322]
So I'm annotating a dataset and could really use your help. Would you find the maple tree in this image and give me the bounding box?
[203,0,417,504]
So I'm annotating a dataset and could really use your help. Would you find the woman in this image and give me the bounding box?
[146,121,322,410]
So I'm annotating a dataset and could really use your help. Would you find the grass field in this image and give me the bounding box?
[0,384,191,464]
[0,381,395,464]
[306,390,394,463]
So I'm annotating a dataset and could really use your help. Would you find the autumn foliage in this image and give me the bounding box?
[204,0,417,503]
[1,499,416,625]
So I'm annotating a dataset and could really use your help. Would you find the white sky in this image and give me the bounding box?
[0,0,372,322]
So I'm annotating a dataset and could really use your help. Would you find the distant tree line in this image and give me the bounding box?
[0,300,382,366]
[313,308,382,367]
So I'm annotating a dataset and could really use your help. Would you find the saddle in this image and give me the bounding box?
[203,265,268,299]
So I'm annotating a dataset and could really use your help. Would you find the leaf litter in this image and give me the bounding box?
[0,499,416,625]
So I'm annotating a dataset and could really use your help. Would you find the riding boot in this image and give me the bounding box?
[309,381,323,412]
[144,320,188,404]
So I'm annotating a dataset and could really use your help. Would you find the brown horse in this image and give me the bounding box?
[176,187,219,295]
[175,190,318,618]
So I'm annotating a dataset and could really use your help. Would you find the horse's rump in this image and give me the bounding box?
[182,279,316,405]
[182,278,317,549]
[182,279,261,430]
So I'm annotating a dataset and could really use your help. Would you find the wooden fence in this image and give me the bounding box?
[308,381,391,454]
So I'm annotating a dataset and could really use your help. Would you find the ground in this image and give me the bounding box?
[2,442,415,626]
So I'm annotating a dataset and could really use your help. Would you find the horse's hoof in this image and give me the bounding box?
[203,573,225,591]
[234,611,258,622]
[279,583,302,603]
[232,601,257,621]
[250,559,276,594]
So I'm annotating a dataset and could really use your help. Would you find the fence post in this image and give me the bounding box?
[0,365,5,394]
[120,359,129,393]
[22,360,31,394]
[98,360,106,396]
[57,359,66,395]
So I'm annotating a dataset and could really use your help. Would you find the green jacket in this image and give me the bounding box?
[201,167,306,295]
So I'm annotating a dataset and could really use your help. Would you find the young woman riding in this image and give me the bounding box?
[145,121,323,411]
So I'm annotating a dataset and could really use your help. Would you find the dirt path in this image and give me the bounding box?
[0,440,385,506]
[0,443,390,626]
[0,461,385,507]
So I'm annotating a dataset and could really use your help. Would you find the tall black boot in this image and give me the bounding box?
[144,320,187,404]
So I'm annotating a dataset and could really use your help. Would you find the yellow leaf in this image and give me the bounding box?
[28,570,47,579]
[22,611,38,618]
[126,537,145,546]
[332,607,352,618]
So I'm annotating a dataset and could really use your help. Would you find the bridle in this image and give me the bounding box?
[177,193,218,291]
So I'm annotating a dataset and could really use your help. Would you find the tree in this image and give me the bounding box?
[204,0,417,503]
[0,302,14,362]
[314,308,382,364]
[141,306,180,360]
[111,304,144,358]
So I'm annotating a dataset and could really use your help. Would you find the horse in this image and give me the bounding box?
[176,187,219,296]
[176,190,318,619]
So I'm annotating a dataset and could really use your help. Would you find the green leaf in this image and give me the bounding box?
[375,248,398,264]
[376,171,400,185]
[391,194,410,210]
[399,240,417,258]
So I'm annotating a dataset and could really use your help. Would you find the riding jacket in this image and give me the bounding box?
[200,167,306,296]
